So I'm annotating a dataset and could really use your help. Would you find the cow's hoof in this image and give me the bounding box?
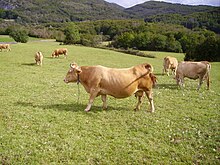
[84,109,90,112]
[134,108,140,111]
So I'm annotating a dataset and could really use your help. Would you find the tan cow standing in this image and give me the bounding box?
[0,44,11,52]
[64,62,156,112]
[52,48,68,58]
[35,52,43,66]
[175,61,211,90]
[163,56,178,76]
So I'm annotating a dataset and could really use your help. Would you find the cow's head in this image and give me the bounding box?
[51,52,55,58]
[64,62,82,83]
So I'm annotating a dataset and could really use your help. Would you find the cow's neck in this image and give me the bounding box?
[77,74,80,85]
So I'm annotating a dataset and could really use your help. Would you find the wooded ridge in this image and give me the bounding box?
[0,0,219,23]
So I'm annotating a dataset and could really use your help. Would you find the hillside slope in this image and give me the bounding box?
[0,0,219,34]
[125,1,219,18]
[0,0,129,23]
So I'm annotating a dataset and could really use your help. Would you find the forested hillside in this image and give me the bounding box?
[125,1,218,18]
[0,0,128,22]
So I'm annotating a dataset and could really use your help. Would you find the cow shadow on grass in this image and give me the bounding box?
[21,63,36,66]
[154,73,164,76]
[156,83,178,90]
[15,101,127,114]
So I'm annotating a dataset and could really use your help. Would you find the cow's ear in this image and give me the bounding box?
[76,67,82,74]
[145,64,153,72]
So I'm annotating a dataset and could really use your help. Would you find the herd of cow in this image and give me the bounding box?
[63,55,211,113]
[1,44,211,112]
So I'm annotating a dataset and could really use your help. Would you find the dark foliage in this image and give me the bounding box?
[9,28,29,43]
[0,0,219,33]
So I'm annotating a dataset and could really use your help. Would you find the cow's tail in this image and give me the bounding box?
[149,73,157,87]
[144,63,157,87]
[206,63,211,90]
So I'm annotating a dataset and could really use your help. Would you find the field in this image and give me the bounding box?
[0,40,219,164]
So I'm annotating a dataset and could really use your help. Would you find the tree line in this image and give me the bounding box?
[1,20,220,61]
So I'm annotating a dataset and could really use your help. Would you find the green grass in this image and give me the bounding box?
[0,35,15,42]
[0,35,45,43]
[0,40,219,164]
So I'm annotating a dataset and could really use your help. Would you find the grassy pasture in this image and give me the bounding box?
[0,40,219,164]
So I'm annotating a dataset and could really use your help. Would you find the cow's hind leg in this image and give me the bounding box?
[145,90,155,113]
[101,95,107,110]
[197,77,204,91]
[134,91,144,111]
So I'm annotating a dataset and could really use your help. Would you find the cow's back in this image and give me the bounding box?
[177,62,207,79]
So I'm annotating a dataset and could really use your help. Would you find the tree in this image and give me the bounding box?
[166,34,182,53]
[149,34,167,51]
[133,32,152,50]
[63,23,80,44]
[113,32,135,49]
[185,36,220,61]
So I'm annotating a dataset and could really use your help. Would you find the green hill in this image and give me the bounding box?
[0,0,219,23]
[0,0,129,23]
[0,0,219,33]
[125,1,218,18]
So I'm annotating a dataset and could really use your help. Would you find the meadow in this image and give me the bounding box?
[0,39,219,164]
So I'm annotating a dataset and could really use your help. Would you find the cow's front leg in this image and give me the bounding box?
[101,95,107,110]
[85,89,99,112]
[177,77,184,89]
[134,91,144,111]
[145,90,155,113]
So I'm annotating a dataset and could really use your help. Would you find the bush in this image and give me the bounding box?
[9,28,29,43]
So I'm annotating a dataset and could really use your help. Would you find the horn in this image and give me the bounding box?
[70,62,77,69]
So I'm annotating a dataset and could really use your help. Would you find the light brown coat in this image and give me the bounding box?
[175,61,211,90]
[52,48,68,58]
[163,56,178,76]
[35,52,43,66]
[0,44,11,52]
[64,63,156,112]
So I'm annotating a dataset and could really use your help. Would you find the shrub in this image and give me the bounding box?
[9,28,29,43]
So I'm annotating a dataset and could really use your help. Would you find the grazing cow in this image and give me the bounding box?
[64,63,157,112]
[175,61,211,90]
[35,51,43,66]
[0,44,11,52]
[163,56,178,76]
[52,48,68,58]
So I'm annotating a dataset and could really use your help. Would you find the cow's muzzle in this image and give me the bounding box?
[64,79,69,83]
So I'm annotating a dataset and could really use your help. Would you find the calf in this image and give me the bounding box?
[64,62,156,112]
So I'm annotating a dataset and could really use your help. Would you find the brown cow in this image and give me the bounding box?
[35,51,43,66]
[52,48,68,58]
[175,61,211,90]
[163,56,178,76]
[0,44,11,52]
[64,62,156,112]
